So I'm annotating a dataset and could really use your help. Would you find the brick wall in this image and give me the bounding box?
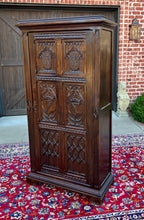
[0,0,144,103]
[117,0,144,103]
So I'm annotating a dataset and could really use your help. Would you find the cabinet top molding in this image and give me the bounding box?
[16,15,117,30]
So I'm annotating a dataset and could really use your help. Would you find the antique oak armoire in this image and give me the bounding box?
[17,16,117,203]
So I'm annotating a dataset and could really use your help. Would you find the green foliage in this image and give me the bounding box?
[131,94,144,123]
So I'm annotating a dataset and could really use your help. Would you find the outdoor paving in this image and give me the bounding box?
[0,113,143,144]
[0,115,29,144]
[112,111,144,135]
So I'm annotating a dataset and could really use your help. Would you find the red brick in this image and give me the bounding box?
[136,82,144,85]
[132,93,140,96]
[129,89,136,92]
[134,15,143,19]
[133,3,141,7]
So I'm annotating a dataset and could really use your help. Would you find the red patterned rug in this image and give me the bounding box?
[0,134,144,219]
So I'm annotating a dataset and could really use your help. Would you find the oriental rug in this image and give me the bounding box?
[0,134,144,220]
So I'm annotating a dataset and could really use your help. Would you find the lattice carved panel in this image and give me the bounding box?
[36,40,57,74]
[66,134,86,175]
[62,40,86,76]
[39,82,57,124]
[41,129,59,168]
[64,84,86,127]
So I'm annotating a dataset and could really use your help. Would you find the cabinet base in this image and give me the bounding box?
[26,172,114,204]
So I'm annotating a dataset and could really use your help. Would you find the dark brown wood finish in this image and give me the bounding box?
[99,29,113,187]
[17,16,117,203]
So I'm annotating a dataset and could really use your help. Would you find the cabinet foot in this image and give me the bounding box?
[26,175,39,186]
[26,171,114,204]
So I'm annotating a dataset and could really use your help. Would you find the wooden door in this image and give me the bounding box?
[0,11,26,116]
[0,5,118,115]
[29,31,93,184]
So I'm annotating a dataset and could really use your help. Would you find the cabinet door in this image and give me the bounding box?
[29,31,94,184]
[29,35,62,173]
[61,34,94,184]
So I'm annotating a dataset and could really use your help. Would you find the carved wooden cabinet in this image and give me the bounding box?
[17,16,117,203]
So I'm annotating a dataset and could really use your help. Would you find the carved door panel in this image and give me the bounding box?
[40,129,60,169]
[35,39,57,76]
[62,38,86,77]
[38,81,58,124]
[63,84,86,128]
[65,132,87,180]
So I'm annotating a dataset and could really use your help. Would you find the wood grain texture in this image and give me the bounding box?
[0,11,26,115]
[18,16,117,203]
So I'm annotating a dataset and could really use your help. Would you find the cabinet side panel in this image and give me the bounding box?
[100,30,112,108]
[99,29,112,186]
[99,109,112,185]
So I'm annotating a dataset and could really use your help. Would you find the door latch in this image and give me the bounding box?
[94,107,98,119]
[27,100,31,112]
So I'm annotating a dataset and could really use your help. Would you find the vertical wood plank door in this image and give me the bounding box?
[0,11,26,115]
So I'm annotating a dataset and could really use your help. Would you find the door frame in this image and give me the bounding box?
[0,3,120,112]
